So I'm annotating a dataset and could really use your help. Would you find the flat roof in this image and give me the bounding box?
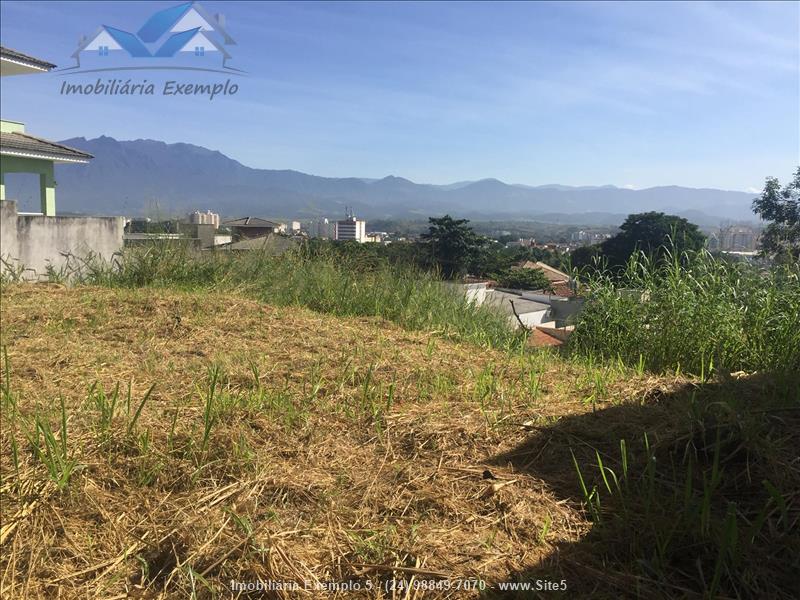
[486,290,549,315]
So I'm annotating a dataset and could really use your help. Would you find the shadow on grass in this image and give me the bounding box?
[485,373,800,599]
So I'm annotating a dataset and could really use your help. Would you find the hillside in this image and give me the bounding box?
[4,136,757,223]
[2,283,795,598]
[0,285,595,597]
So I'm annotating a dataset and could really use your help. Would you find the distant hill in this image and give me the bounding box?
[6,136,757,224]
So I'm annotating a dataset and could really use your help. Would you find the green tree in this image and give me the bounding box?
[421,215,484,278]
[752,167,800,262]
[599,212,705,268]
[494,267,552,291]
[569,244,602,271]
[469,244,515,278]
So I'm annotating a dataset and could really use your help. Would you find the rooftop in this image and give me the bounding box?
[0,131,94,163]
[0,46,56,74]
[485,289,550,315]
[223,217,282,228]
[218,234,297,252]
[517,260,571,283]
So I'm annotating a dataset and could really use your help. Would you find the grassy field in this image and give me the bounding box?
[2,246,798,598]
[1,282,797,598]
[40,243,526,353]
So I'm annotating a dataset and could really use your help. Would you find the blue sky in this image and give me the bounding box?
[1,1,798,191]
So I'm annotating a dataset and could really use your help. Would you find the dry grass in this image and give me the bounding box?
[4,285,787,598]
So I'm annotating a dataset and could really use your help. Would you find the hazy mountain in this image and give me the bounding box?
[5,136,757,224]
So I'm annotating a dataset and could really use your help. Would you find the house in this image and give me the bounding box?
[516,260,575,297]
[0,126,93,217]
[1,47,94,216]
[0,46,125,279]
[223,217,284,240]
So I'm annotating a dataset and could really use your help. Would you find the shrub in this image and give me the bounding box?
[569,249,800,376]
[494,267,552,291]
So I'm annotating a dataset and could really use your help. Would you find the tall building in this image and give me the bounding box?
[719,226,759,252]
[335,213,366,243]
[188,210,220,229]
[303,217,335,239]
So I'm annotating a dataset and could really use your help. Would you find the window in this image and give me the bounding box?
[99,45,109,56]
[194,46,205,57]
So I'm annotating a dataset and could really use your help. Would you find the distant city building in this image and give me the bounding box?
[223,217,283,240]
[302,217,335,239]
[570,230,611,246]
[706,232,720,252]
[289,220,301,233]
[506,238,536,248]
[718,226,759,252]
[334,212,366,243]
[365,231,388,243]
[125,218,180,234]
[188,210,220,229]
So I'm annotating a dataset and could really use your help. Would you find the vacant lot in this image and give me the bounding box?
[1,285,796,598]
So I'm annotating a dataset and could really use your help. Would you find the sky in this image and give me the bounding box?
[1,0,798,191]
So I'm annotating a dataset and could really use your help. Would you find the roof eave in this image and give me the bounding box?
[0,56,53,73]
[0,46,56,71]
[0,148,92,163]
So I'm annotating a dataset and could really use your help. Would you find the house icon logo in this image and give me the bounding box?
[66,1,240,73]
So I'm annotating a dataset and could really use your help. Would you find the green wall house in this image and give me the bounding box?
[0,46,93,215]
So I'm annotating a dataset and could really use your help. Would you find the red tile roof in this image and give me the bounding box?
[517,261,571,283]
[529,328,564,347]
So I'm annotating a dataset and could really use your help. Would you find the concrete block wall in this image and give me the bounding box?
[1,200,126,280]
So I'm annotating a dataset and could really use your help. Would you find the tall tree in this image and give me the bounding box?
[421,215,484,278]
[569,244,602,271]
[752,167,800,262]
[599,212,705,268]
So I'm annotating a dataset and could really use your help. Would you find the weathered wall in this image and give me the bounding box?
[1,200,125,279]
[1,200,18,267]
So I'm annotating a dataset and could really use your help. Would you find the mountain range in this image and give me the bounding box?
[12,136,758,225]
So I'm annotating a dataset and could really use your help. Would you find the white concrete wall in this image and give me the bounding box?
[516,308,549,328]
[464,282,490,305]
[1,200,125,280]
[444,281,490,305]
